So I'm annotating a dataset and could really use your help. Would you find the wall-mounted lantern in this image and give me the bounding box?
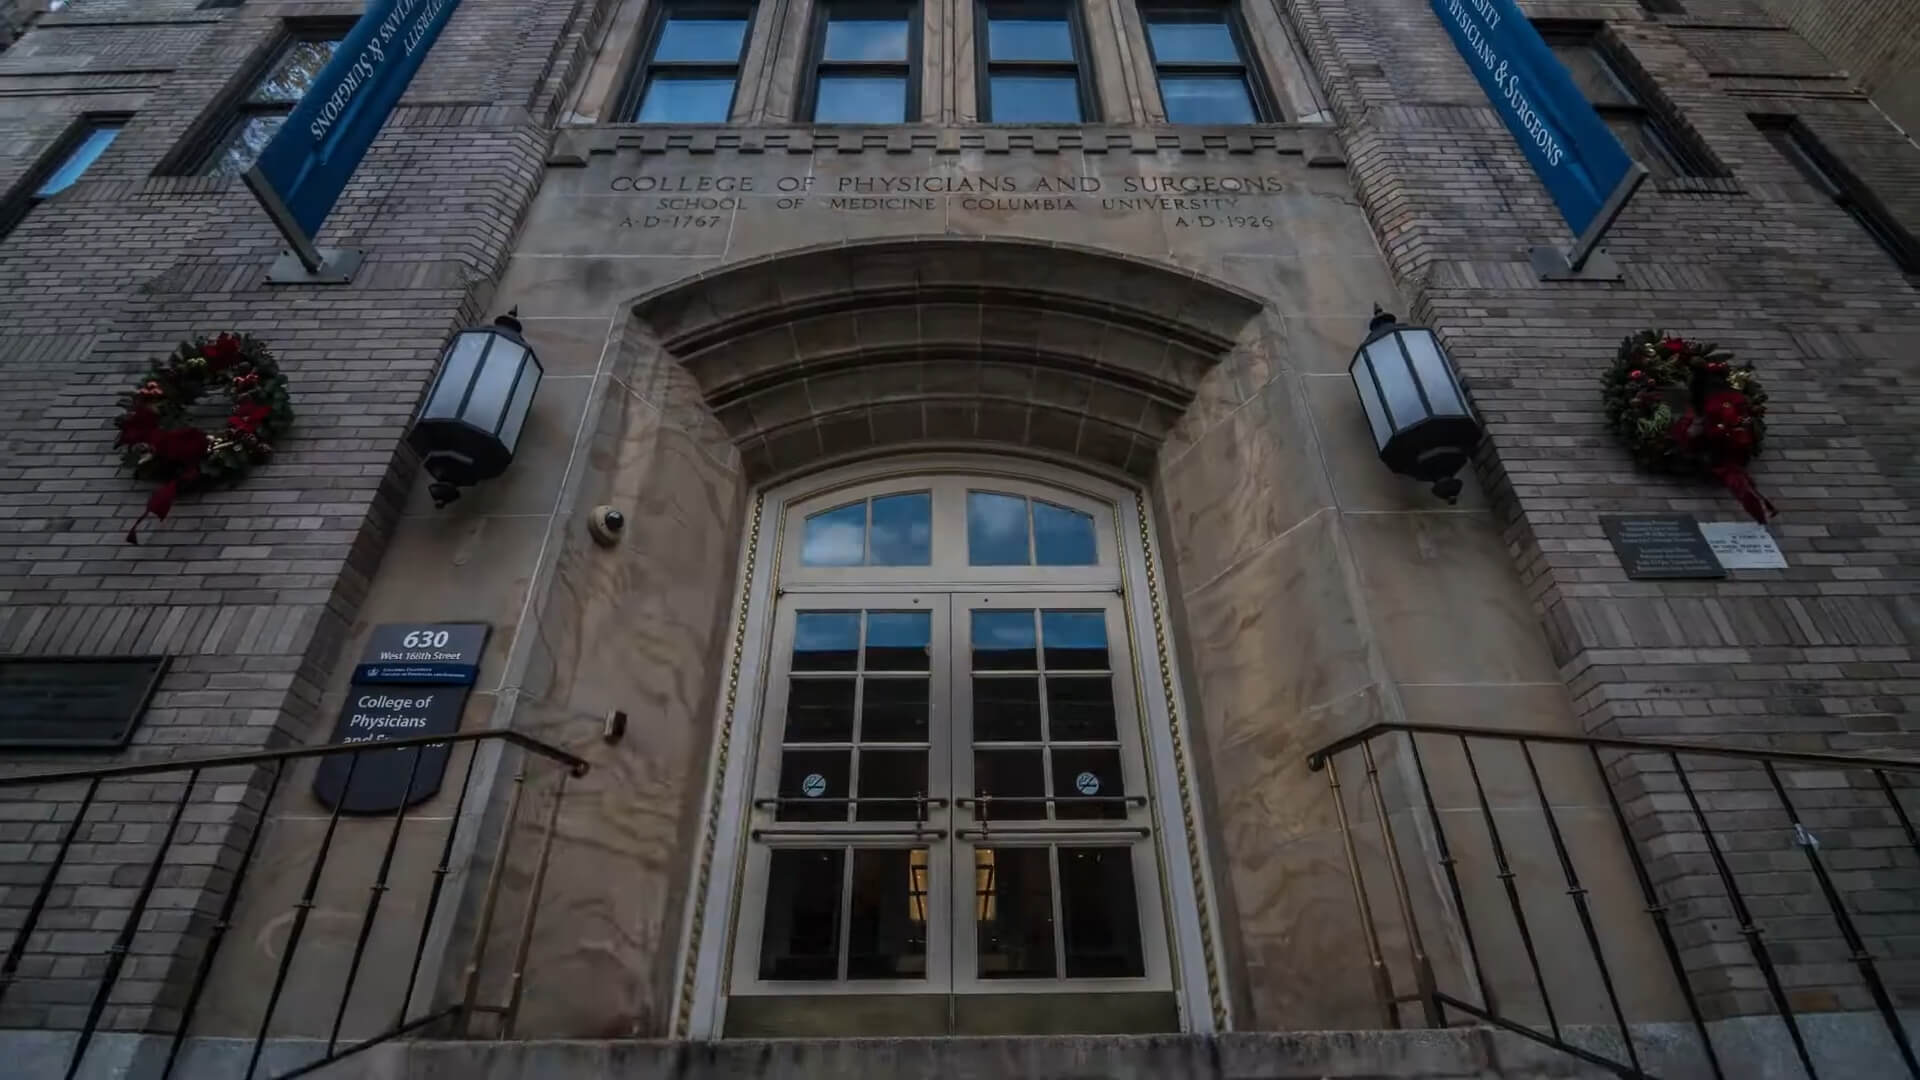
[407,310,543,508]
[1349,306,1482,503]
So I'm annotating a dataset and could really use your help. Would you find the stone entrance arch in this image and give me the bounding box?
[627,235,1265,479]
[469,236,1266,1038]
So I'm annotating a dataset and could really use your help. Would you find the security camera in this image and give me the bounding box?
[588,505,625,547]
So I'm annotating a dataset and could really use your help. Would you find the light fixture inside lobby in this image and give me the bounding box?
[407,310,544,508]
[1349,306,1483,503]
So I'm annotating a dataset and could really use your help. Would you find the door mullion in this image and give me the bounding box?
[946,594,967,999]
[837,843,855,981]
[1047,844,1068,981]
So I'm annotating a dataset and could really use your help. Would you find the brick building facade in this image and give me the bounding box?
[1757,0,1920,136]
[1,0,1916,1075]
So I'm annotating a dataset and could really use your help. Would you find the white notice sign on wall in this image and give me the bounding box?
[1699,522,1787,570]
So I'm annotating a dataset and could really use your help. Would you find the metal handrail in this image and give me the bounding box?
[0,727,589,789]
[1306,719,1920,1080]
[1307,719,1920,773]
[0,728,588,1080]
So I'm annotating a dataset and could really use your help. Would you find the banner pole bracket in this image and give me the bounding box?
[267,246,365,285]
[1530,162,1646,283]
[246,165,365,285]
[1529,244,1623,281]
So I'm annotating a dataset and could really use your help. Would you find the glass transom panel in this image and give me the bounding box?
[791,480,1107,578]
[988,17,1074,60]
[655,17,748,60]
[1145,17,1237,62]
[823,17,910,60]
[967,491,1096,566]
[802,492,932,566]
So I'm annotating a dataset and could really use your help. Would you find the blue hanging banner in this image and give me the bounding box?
[244,0,462,270]
[1427,0,1645,264]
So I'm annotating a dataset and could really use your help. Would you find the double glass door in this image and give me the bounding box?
[731,590,1167,1007]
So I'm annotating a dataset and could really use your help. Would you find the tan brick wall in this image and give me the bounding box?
[0,0,566,1031]
[1283,0,1920,1020]
[1757,0,1920,134]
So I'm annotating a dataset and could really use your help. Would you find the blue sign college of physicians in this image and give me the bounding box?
[1428,0,1641,237]
[244,0,462,245]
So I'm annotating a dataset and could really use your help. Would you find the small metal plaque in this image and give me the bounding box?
[351,623,489,685]
[1602,515,1727,580]
[0,656,169,749]
[1700,522,1788,570]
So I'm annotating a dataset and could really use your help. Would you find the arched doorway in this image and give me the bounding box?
[722,460,1173,1037]
[612,238,1266,1038]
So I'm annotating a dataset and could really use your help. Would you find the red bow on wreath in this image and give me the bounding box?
[1662,389,1775,524]
[122,427,211,543]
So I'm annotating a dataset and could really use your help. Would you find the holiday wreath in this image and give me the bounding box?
[114,332,292,543]
[1600,330,1773,523]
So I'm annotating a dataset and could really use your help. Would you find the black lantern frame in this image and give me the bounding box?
[1348,306,1482,502]
[407,311,544,508]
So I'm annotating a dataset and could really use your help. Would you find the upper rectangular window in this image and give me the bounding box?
[624,3,754,123]
[977,1,1094,123]
[2,116,125,241]
[203,31,343,177]
[1754,115,1920,273]
[1544,30,1711,180]
[1139,2,1269,124]
[35,120,123,198]
[805,1,918,123]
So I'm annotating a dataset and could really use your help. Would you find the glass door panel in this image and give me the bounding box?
[734,590,1166,1003]
[735,594,951,995]
[951,595,1165,992]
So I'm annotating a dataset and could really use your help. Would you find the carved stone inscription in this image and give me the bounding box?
[603,171,1292,232]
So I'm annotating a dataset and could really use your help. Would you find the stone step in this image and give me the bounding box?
[17,1014,1918,1080]
[6,1027,1660,1079]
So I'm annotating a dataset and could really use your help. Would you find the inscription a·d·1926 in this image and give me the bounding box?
[314,623,488,813]
[1601,515,1728,580]
[0,656,170,749]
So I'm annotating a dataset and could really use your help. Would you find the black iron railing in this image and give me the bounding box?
[1308,722,1920,1080]
[0,729,588,1080]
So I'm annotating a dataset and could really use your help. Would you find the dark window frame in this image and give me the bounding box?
[1753,113,1920,273]
[0,113,130,241]
[974,0,1098,124]
[1539,23,1719,180]
[801,0,923,124]
[1136,0,1274,123]
[182,21,352,177]
[1137,0,1277,125]
[613,0,756,124]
